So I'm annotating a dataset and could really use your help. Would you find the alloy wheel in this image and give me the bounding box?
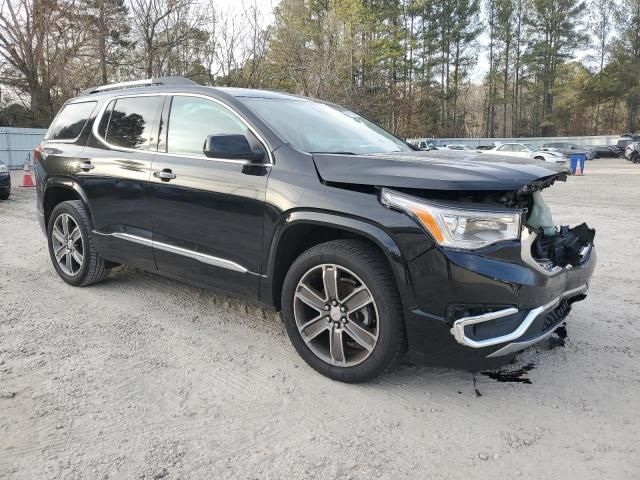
[51,213,84,276]
[293,264,379,367]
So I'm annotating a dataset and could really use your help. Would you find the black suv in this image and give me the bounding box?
[35,77,596,382]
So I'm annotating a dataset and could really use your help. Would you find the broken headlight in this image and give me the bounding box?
[380,188,522,250]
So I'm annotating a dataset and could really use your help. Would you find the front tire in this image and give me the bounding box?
[281,240,406,383]
[47,200,106,286]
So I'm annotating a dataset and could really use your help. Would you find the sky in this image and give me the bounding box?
[215,0,276,24]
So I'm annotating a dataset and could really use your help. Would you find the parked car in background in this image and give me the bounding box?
[624,142,640,163]
[35,77,596,382]
[476,144,495,151]
[480,142,567,164]
[620,133,640,141]
[592,145,622,158]
[616,136,635,152]
[541,142,595,160]
[0,160,10,200]
[414,139,437,150]
[444,144,472,151]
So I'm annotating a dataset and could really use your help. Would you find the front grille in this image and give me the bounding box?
[522,300,571,341]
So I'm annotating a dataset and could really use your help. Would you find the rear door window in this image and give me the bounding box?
[102,96,162,150]
[46,101,97,141]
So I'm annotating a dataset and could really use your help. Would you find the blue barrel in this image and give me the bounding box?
[570,152,586,174]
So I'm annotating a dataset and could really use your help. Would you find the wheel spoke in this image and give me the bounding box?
[61,215,70,236]
[300,315,328,342]
[54,244,66,261]
[70,227,81,243]
[322,265,339,301]
[296,284,326,312]
[329,326,346,364]
[65,252,72,272]
[52,225,65,244]
[343,321,376,351]
[344,287,373,314]
[71,249,83,266]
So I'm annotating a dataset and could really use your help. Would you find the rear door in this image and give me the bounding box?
[148,94,271,298]
[78,94,163,270]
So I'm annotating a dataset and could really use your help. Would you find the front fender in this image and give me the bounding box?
[261,209,415,312]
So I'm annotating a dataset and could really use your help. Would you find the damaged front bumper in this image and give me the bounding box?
[403,225,596,371]
[450,283,587,356]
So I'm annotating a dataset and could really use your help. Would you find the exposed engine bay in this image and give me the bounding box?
[525,192,595,269]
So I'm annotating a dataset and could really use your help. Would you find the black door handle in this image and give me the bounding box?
[153,169,176,181]
[80,161,95,171]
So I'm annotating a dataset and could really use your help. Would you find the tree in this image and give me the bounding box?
[129,0,200,78]
[0,0,89,123]
[525,0,587,134]
[80,0,132,84]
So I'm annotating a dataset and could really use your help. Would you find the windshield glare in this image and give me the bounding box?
[239,97,412,155]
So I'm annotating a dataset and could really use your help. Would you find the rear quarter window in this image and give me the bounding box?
[99,96,163,150]
[46,101,97,141]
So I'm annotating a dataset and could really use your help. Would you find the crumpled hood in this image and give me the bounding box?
[313,150,568,191]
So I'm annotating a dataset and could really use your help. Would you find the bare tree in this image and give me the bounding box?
[130,0,199,77]
[0,0,89,121]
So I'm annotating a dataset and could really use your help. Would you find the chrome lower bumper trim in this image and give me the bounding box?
[450,284,588,349]
[487,323,562,357]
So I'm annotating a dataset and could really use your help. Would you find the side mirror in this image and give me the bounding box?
[203,134,265,162]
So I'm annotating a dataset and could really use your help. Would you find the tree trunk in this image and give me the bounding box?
[98,0,108,84]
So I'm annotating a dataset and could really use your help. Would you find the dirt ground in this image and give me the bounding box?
[1,159,639,480]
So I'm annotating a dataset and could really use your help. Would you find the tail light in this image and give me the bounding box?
[33,144,42,164]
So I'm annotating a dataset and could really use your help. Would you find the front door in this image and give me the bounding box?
[148,94,270,298]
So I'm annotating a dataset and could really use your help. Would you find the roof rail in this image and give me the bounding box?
[82,76,199,95]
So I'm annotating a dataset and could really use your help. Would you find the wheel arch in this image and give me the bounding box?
[43,178,93,229]
[262,210,414,312]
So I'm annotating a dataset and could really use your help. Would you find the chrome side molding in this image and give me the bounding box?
[152,240,248,273]
[450,284,588,349]
[95,231,250,274]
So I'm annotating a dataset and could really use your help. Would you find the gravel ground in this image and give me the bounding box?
[1,160,639,479]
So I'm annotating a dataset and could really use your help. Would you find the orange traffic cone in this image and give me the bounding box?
[20,159,35,187]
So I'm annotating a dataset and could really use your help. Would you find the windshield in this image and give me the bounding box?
[239,97,412,155]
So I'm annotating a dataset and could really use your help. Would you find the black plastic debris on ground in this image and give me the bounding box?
[549,323,568,349]
[480,362,536,384]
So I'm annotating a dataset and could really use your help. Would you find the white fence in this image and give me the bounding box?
[0,127,48,169]
[407,135,619,148]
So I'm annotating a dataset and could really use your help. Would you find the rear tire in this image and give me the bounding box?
[47,200,106,287]
[281,239,406,383]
